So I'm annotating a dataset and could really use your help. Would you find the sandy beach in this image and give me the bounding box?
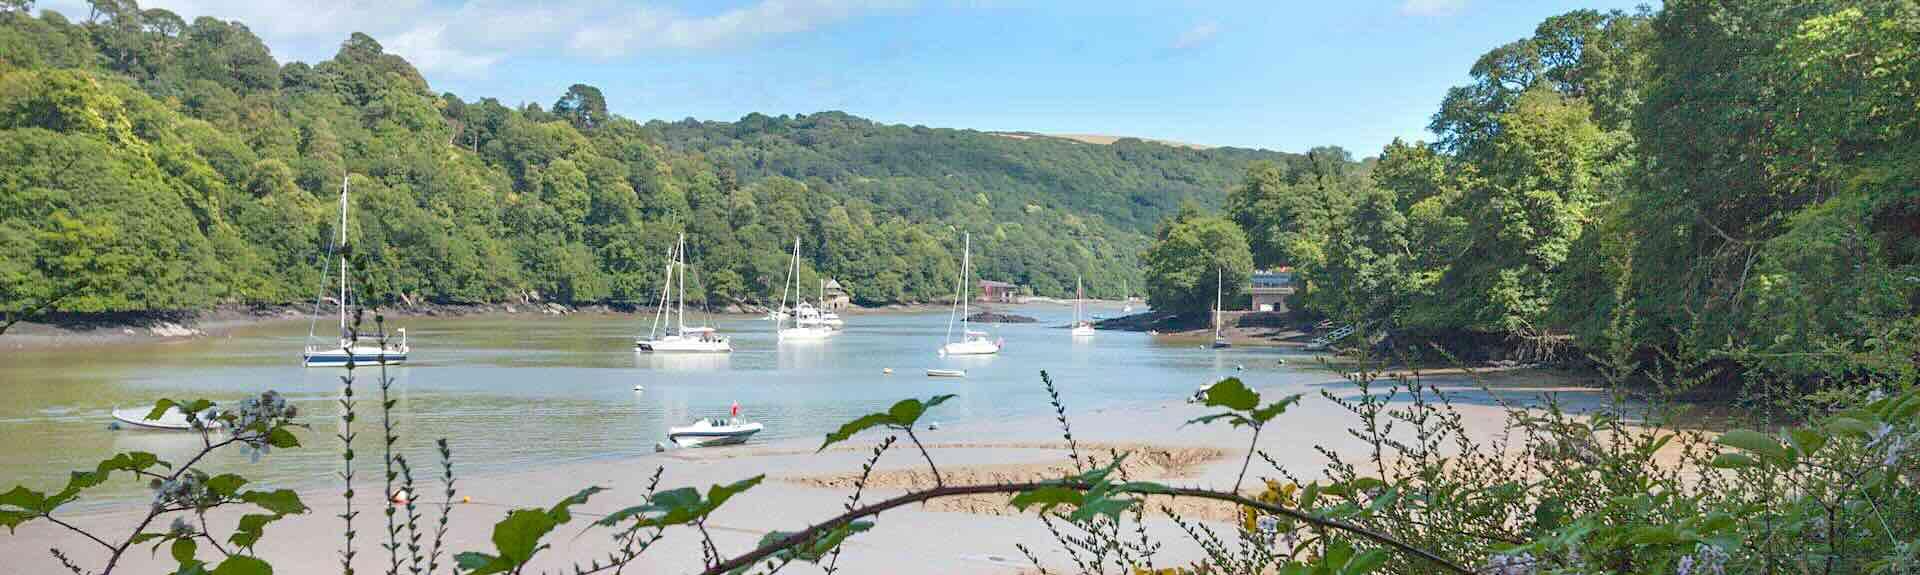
[1,370,1592,574]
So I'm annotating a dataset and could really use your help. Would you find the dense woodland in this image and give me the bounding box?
[1148,2,1917,387]
[0,0,1294,324]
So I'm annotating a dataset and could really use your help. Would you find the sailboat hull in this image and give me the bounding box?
[779,327,834,341]
[1071,325,1096,337]
[636,337,732,353]
[940,339,1001,355]
[303,346,408,367]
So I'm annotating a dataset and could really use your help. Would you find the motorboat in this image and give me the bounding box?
[926,369,967,378]
[668,418,763,447]
[938,233,1001,356]
[637,233,733,353]
[304,175,409,367]
[112,405,222,431]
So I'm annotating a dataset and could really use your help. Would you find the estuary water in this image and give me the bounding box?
[0,303,1326,503]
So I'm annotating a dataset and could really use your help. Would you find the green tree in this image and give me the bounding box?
[1144,211,1252,316]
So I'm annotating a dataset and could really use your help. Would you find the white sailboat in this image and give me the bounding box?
[940,233,1001,356]
[303,176,409,367]
[1071,276,1095,337]
[818,279,846,329]
[778,237,834,341]
[1122,278,1135,313]
[637,233,732,353]
[1210,268,1231,349]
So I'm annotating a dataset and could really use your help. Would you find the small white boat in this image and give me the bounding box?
[926,369,967,378]
[667,418,764,447]
[112,406,222,431]
[637,234,733,353]
[821,311,846,329]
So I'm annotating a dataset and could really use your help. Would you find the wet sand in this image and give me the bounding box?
[5,372,1642,574]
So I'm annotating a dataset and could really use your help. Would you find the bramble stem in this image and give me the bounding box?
[700,481,1472,575]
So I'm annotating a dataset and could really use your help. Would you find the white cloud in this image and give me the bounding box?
[1399,0,1466,17]
[1171,21,1219,50]
[40,0,908,75]
[570,0,907,59]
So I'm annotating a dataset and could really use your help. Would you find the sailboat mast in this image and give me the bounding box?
[651,241,672,339]
[961,233,970,335]
[1214,268,1223,337]
[338,175,349,340]
[677,233,686,333]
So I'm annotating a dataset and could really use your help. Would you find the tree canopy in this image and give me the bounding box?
[0,2,1295,323]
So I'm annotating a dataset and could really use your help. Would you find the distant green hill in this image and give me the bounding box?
[0,4,1293,318]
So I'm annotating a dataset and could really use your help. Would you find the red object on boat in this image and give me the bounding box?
[730,401,740,417]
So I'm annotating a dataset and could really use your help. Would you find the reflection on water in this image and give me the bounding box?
[1,304,1339,504]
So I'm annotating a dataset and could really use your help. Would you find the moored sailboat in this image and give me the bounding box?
[1071,276,1095,337]
[636,233,732,353]
[940,232,1001,356]
[778,237,834,341]
[1210,268,1231,349]
[303,176,409,367]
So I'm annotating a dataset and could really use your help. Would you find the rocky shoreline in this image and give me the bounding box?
[2,300,957,349]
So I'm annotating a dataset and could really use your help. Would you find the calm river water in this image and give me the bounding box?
[1,304,1331,503]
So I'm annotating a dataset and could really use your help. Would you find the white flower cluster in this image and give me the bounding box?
[1483,552,1536,575]
[1675,544,1727,575]
[151,472,211,510]
[1870,423,1909,468]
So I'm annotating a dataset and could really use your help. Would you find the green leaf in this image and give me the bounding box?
[453,552,501,574]
[1184,412,1254,428]
[172,537,198,564]
[1342,549,1389,575]
[228,514,279,550]
[0,486,50,515]
[207,474,248,498]
[1066,496,1138,522]
[1250,394,1303,425]
[1199,378,1259,411]
[545,486,606,523]
[1824,417,1875,439]
[208,555,272,575]
[1717,429,1790,466]
[1118,481,1170,494]
[0,510,32,531]
[239,490,307,515]
[818,413,895,452]
[819,395,956,451]
[489,509,559,566]
[1709,453,1758,469]
[265,428,300,449]
[1785,427,1826,458]
[757,521,876,563]
[1009,486,1083,515]
[1626,525,1690,545]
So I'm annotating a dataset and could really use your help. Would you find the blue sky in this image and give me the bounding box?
[44,0,1652,154]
